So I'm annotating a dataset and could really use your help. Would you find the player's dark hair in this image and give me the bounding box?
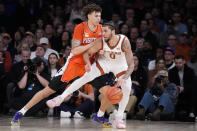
[175,55,184,60]
[82,3,102,18]
[102,22,115,30]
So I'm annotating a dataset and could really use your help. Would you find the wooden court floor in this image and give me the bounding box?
[0,116,196,131]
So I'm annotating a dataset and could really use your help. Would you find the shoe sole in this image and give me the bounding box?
[11,120,20,126]
[46,101,55,109]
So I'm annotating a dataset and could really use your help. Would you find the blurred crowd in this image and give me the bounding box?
[0,0,197,122]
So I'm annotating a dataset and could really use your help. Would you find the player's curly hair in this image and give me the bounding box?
[82,3,102,18]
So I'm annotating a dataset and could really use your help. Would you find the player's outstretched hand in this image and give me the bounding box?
[85,63,91,72]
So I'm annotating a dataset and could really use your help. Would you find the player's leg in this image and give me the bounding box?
[46,62,102,108]
[114,76,132,129]
[93,86,112,127]
[11,75,65,125]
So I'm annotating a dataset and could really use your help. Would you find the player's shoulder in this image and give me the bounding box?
[74,22,86,30]
[118,34,127,39]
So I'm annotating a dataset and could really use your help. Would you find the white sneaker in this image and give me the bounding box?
[73,111,85,119]
[60,111,71,118]
[189,112,195,118]
[114,118,126,129]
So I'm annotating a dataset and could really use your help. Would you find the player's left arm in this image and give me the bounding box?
[122,37,134,80]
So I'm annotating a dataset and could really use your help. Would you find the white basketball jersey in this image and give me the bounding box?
[97,34,128,73]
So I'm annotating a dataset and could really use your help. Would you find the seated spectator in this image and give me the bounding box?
[69,0,84,22]
[24,31,37,51]
[110,13,123,33]
[0,36,12,72]
[32,37,59,60]
[59,31,71,54]
[141,41,155,66]
[148,46,164,70]
[164,46,175,70]
[60,84,94,118]
[31,45,47,64]
[160,20,179,46]
[46,53,62,79]
[45,53,61,116]
[136,70,179,121]
[64,21,75,35]
[0,50,6,113]
[13,31,23,49]
[135,38,144,53]
[148,57,166,87]
[168,55,196,121]
[35,28,45,46]
[139,19,158,51]
[136,38,154,67]
[14,39,31,63]
[59,45,71,66]
[131,54,148,113]
[187,47,197,77]
[1,33,17,61]
[129,27,139,51]
[175,33,190,61]
[171,12,188,34]
[167,34,177,49]
[7,49,50,116]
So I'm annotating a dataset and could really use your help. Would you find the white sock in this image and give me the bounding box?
[19,107,27,115]
[116,84,131,120]
[97,109,104,117]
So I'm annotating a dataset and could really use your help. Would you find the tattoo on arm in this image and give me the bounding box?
[123,37,130,51]
[122,37,134,80]
[72,39,81,49]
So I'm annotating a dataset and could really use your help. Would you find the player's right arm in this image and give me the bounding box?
[71,24,94,55]
[83,38,102,72]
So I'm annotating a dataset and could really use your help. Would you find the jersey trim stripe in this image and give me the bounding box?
[96,61,104,75]
[86,22,99,33]
[107,35,120,49]
[116,71,126,78]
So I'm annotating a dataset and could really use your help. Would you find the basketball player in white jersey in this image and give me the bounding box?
[47,23,134,129]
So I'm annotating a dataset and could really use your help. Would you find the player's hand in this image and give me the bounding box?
[85,63,91,72]
[98,50,105,58]
[115,79,126,87]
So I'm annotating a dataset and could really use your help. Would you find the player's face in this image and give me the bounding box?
[88,11,101,26]
[102,26,112,42]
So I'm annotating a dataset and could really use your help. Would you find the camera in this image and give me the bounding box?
[155,75,164,84]
[25,58,45,74]
[72,90,79,97]
[149,75,165,97]
[25,60,37,74]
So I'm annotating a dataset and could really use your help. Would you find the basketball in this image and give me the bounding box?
[106,86,123,104]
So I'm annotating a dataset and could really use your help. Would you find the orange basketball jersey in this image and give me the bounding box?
[61,22,102,82]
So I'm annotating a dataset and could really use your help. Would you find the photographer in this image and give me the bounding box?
[7,48,50,116]
[59,83,94,118]
[136,70,179,121]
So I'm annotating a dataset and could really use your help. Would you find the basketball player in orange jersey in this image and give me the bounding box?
[47,23,134,129]
[11,3,103,125]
